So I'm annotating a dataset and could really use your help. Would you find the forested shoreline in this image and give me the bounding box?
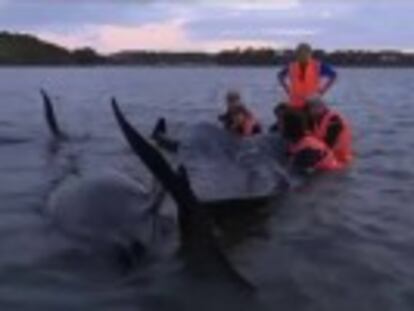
[1,32,414,67]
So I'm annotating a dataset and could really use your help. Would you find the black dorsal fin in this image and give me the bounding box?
[111,98,255,292]
[40,89,64,139]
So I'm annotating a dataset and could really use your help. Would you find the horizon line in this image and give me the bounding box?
[2,30,414,55]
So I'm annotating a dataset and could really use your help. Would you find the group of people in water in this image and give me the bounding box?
[217,43,353,173]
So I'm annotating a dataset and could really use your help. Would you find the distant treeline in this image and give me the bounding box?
[0,32,103,65]
[1,31,414,67]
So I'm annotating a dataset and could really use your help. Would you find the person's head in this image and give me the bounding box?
[226,90,242,112]
[306,97,328,121]
[282,110,307,143]
[295,43,312,65]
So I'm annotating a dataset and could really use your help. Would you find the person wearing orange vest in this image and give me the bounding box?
[281,109,343,173]
[278,43,337,109]
[218,91,262,137]
[231,106,261,136]
[306,98,353,165]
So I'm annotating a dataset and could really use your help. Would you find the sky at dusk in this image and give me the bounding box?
[0,0,411,53]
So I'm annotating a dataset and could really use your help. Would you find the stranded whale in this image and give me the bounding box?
[40,94,255,291]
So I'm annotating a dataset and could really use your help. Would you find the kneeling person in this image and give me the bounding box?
[282,110,342,173]
[306,98,353,165]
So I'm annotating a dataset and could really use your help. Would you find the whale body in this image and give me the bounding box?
[39,95,255,291]
[47,171,166,251]
[152,120,290,200]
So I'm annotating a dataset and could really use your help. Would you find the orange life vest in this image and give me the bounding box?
[314,110,353,165]
[288,59,321,109]
[289,135,343,171]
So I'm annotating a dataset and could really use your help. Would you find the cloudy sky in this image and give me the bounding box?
[0,0,411,53]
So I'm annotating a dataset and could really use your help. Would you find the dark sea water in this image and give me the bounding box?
[0,67,413,311]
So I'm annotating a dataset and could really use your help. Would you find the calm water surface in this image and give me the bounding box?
[0,67,413,311]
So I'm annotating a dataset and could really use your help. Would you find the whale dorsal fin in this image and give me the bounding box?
[111,98,197,209]
[111,98,255,292]
[40,89,65,139]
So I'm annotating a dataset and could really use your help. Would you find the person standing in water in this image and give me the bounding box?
[278,43,337,110]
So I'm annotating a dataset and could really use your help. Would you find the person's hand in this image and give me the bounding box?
[318,87,327,96]
[314,88,326,97]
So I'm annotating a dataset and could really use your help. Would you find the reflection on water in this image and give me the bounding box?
[0,67,413,310]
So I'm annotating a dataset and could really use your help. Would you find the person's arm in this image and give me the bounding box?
[278,67,289,95]
[269,123,279,133]
[319,63,337,95]
[325,116,343,148]
[218,113,232,129]
[291,148,325,173]
[218,113,226,122]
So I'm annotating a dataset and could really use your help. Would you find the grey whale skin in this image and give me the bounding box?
[150,116,290,201]
[41,91,256,291]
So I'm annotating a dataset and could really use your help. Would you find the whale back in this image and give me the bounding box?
[48,172,161,249]
[172,123,290,200]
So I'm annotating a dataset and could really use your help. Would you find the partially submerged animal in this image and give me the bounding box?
[150,116,291,201]
[47,171,165,251]
[41,92,256,291]
[111,99,269,290]
[41,89,68,140]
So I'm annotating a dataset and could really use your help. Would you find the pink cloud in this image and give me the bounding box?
[97,21,189,52]
[38,20,284,53]
[38,31,91,50]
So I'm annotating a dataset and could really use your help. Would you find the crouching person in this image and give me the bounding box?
[306,98,353,165]
[282,110,343,173]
